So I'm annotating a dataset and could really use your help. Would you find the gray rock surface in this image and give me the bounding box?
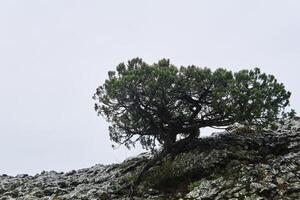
[1,119,299,199]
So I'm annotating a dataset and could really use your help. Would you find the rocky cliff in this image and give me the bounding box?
[1,119,300,200]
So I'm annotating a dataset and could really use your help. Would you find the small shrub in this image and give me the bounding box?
[143,160,184,191]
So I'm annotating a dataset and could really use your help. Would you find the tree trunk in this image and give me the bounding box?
[188,127,200,139]
[128,149,169,198]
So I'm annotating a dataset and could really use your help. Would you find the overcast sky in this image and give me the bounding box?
[0,0,299,175]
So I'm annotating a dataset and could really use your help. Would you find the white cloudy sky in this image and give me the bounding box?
[0,0,299,175]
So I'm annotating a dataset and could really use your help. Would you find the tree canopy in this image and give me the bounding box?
[93,58,294,151]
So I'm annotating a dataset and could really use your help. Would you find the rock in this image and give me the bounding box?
[0,118,300,199]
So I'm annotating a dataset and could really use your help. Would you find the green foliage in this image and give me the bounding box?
[110,182,121,193]
[188,180,202,191]
[93,58,294,150]
[143,160,184,190]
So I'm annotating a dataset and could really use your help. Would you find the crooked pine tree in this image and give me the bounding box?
[94,58,295,192]
[94,58,294,152]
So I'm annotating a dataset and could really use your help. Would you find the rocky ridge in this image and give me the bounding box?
[1,118,300,199]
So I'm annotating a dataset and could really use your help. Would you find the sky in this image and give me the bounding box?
[0,0,299,175]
